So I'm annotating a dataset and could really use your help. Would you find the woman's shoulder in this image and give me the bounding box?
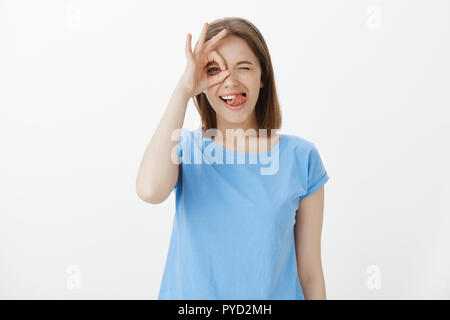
[281,132,318,153]
[177,127,198,142]
[282,132,329,183]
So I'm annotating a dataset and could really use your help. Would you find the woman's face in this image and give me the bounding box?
[203,35,264,126]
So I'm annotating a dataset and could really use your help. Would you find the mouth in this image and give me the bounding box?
[219,92,247,111]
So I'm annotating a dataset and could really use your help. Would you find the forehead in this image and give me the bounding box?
[213,35,258,65]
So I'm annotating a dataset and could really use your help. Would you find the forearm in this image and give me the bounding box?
[136,79,190,203]
[299,273,327,300]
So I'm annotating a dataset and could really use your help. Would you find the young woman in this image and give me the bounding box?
[136,17,330,300]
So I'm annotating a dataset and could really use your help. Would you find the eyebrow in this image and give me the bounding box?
[206,60,253,68]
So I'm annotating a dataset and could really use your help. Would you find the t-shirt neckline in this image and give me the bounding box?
[198,127,285,155]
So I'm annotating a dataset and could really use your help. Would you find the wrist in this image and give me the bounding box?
[175,80,194,102]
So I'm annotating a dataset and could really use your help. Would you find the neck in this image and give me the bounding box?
[215,112,260,138]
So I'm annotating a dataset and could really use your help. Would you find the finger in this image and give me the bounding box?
[193,22,208,54]
[207,69,230,87]
[185,33,193,61]
[204,28,227,52]
[207,50,227,71]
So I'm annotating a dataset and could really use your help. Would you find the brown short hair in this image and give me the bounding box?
[193,17,282,137]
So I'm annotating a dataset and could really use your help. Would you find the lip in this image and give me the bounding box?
[219,91,245,96]
[220,98,246,111]
[218,92,247,111]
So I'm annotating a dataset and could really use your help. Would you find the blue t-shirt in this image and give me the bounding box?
[158,127,330,300]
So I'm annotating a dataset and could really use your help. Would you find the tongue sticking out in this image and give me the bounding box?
[226,94,247,106]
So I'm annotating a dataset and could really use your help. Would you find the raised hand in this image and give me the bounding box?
[179,23,230,98]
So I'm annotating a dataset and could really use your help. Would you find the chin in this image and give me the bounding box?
[213,101,256,125]
[220,112,254,127]
[224,116,249,125]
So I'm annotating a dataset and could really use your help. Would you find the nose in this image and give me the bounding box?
[222,69,240,87]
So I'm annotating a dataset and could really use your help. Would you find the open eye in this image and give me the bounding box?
[207,67,219,74]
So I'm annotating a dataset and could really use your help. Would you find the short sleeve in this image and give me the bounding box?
[176,140,182,160]
[174,128,189,190]
[298,144,329,200]
[174,143,182,191]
